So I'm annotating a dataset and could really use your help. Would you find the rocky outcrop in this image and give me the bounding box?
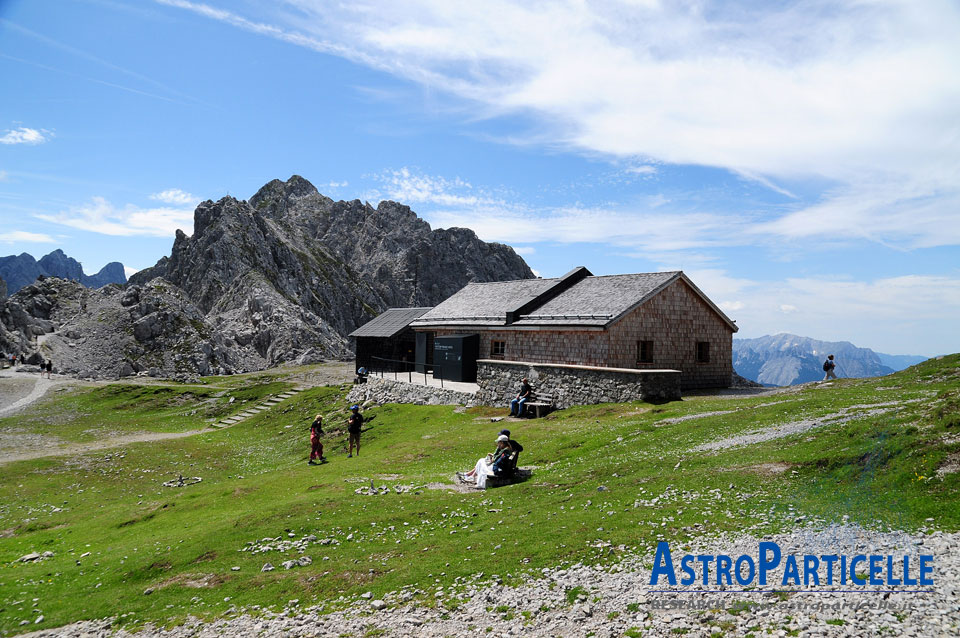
[128,175,533,371]
[0,249,127,293]
[3,176,534,378]
[0,277,252,379]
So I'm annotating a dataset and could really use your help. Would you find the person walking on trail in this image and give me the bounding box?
[823,354,838,380]
[347,404,364,458]
[509,377,532,417]
[308,414,326,465]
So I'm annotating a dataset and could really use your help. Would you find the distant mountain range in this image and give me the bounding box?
[733,333,929,386]
[0,249,126,294]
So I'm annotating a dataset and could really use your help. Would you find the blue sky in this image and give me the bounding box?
[1,0,958,356]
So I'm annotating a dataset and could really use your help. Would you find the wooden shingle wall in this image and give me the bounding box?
[607,279,733,388]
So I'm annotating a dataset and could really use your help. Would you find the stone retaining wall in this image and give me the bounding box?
[345,377,474,406]
[474,359,681,408]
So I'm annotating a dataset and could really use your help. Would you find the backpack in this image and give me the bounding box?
[823,360,831,371]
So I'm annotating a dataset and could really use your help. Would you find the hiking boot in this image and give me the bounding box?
[347,454,352,458]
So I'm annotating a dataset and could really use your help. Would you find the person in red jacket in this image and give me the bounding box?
[308,414,326,465]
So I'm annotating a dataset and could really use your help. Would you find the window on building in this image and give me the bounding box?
[490,340,506,359]
[637,340,653,364]
[696,341,710,363]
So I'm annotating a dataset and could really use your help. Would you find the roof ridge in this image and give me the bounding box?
[583,271,680,279]
[462,277,556,286]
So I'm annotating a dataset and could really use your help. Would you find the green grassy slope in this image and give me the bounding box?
[0,356,958,634]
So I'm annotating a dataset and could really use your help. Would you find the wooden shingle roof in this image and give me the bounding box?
[410,269,738,332]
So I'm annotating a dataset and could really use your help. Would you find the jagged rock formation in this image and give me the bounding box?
[0,277,246,378]
[732,333,921,386]
[0,276,6,300]
[3,176,534,378]
[130,175,533,368]
[0,249,126,293]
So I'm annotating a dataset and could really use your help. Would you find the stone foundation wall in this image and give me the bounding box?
[474,360,681,408]
[346,377,474,406]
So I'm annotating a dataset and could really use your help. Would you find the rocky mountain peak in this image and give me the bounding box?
[0,249,126,294]
[249,175,326,218]
[5,176,535,379]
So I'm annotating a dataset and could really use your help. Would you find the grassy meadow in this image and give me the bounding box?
[0,355,958,634]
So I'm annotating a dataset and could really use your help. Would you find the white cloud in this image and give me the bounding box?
[512,245,535,256]
[0,127,52,145]
[376,167,483,207]
[150,188,197,205]
[0,170,8,182]
[164,0,960,249]
[429,205,743,253]
[626,165,657,176]
[36,196,194,237]
[0,230,57,243]
[123,266,140,279]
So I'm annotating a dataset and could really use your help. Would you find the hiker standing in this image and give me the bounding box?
[347,404,363,458]
[823,354,838,380]
[308,414,326,465]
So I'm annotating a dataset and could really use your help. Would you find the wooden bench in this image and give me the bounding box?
[485,467,533,488]
[523,393,555,418]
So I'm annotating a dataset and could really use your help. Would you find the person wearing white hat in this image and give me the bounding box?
[460,435,513,489]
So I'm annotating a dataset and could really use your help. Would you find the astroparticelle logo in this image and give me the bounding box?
[649,541,934,589]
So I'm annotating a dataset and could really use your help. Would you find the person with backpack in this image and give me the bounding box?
[308,414,326,465]
[347,404,363,457]
[823,354,838,380]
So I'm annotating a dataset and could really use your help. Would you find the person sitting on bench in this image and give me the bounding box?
[509,378,532,417]
[461,435,514,489]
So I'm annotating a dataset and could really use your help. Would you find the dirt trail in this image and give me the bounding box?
[0,428,213,465]
[0,369,61,417]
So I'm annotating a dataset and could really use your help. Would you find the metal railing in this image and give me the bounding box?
[367,356,445,388]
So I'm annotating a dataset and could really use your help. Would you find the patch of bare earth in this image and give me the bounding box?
[738,462,795,476]
[157,573,226,590]
[936,452,960,478]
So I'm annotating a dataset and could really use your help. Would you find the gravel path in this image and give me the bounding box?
[0,369,58,418]
[22,524,958,638]
[692,401,923,452]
